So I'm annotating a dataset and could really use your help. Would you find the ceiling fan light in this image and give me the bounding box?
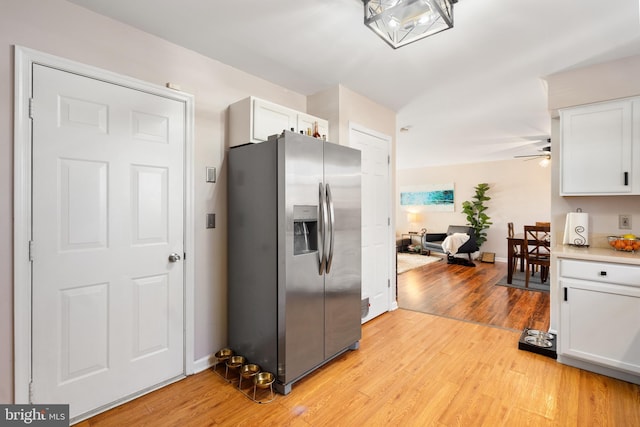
[539,156,551,168]
[363,0,456,49]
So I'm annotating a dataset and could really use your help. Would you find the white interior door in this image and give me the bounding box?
[31,64,185,420]
[348,123,392,322]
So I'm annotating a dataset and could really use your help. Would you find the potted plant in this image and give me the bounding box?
[462,183,492,247]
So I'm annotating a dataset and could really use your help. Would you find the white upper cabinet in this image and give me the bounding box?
[297,112,328,139]
[560,98,638,195]
[229,97,329,148]
[253,98,296,142]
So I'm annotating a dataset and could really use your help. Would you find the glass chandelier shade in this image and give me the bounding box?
[363,0,456,49]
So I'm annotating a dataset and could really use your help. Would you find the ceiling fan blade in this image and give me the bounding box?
[514,154,547,158]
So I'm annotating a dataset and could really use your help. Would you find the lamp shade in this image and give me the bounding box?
[363,0,456,49]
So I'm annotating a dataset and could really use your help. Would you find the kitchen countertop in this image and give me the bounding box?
[553,245,640,266]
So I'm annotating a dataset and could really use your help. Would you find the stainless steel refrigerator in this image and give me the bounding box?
[227,130,361,394]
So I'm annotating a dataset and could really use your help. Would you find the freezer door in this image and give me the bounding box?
[227,141,279,378]
[323,142,362,357]
[279,132,325,383]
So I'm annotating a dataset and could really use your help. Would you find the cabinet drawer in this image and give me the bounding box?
[559,259,640,287]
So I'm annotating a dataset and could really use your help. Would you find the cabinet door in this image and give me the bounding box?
[297,113,328,139]
[253,99,296,142]
[560,279,640,374]
[317,119,329,140]
[560,100,633,195]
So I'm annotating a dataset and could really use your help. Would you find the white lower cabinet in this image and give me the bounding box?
[558,259,640,381]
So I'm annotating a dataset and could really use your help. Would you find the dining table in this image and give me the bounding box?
[506,231,551,284]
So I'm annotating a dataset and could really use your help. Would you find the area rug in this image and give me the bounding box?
[495,269,550,292]
[397,253,442,274]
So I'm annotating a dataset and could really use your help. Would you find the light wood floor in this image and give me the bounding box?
[397,257,550,331]
[79,261,639,426]
[79,310,640,426]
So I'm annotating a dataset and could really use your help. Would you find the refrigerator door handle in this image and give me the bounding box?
[318,182,327,275]
[325,183,335,273]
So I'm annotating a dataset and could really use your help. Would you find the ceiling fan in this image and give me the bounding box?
[514,138,551,166]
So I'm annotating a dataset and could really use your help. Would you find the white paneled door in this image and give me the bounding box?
[348,124,392,322]
[31,64,185,420]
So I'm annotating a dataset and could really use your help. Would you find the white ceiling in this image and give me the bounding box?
[67,0,640,169]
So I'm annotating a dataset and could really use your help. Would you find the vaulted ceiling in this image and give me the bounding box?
[67,0,640,169]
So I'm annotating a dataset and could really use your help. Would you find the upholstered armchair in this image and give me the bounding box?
[422,225,479,265]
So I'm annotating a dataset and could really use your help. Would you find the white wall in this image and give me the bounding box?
[546,55,640,116]
[307,84,396,149]
[546,54,640,250]
[397,158,551,260]
[1,0,308,403]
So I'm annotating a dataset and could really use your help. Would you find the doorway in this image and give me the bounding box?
[14,47,195,421]
[348,123,394,322]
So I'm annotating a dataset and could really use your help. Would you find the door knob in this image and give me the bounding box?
[168,253,182,263]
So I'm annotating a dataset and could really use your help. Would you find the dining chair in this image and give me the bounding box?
[507,222,524,274]
[522,225,551,288]
[533,222,550,274]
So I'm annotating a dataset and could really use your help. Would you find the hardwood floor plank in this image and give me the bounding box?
[397,258,550,331]
[79,263,639,426]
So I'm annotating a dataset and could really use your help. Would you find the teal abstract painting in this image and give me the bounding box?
[400,190,453,206]
[399,184,455,211]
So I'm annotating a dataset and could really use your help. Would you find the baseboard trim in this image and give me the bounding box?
[558,355,640,385]
[192,354,216,374]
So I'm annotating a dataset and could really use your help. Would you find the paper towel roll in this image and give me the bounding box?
[563,212,589,246]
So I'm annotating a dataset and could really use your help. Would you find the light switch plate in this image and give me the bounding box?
[206,213,215,229]
[206,167,216,183]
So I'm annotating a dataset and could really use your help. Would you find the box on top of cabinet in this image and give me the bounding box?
[228,96,329,148]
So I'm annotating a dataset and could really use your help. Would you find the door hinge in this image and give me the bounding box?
[29,381,34,403]
[564,287,568,301]
[388,217,391,226]
[388,279,391,288]
[183,252,186,261]
[387,155,390,165]
[28,240,34,262]
[28,98,34,119]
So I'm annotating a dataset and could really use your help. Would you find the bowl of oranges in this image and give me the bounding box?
[608,234,640,252]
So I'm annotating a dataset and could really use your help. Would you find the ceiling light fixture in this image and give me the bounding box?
[538,155,551,168]
[362,0,457,49]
